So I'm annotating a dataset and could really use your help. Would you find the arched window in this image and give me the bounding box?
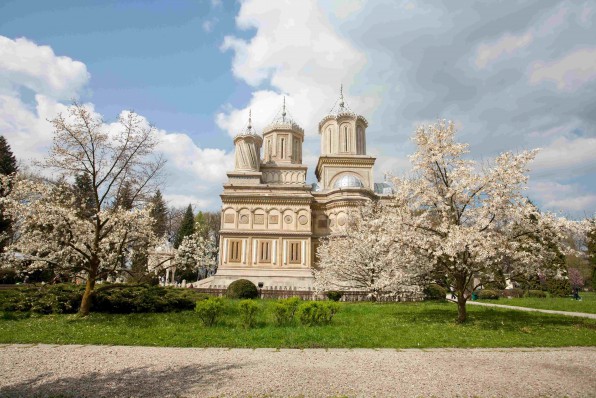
[357,127,363,154]
[327,127,332,154]
[343,126,349,152]
[280,138,285,159]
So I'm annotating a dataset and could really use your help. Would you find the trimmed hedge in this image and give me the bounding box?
[477,289,500,300]
[325,291,343,302]
[273,297,301,326]
[297,301,339,326]
[226,279,259,299]
[0,284,208,314]
[502,288,524,298]
[526,290,547,298]
[423,284,447,301]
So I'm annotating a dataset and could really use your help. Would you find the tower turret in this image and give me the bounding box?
[233,110,262,172]
[318,85,368,156]
[262,97,304,165]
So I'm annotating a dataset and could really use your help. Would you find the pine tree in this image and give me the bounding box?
[114,181,134,210]
[0,136,18,176]
[149,190,168,238]
[0,136,17,251]
[174,204,195,249]
[72,173,97,219]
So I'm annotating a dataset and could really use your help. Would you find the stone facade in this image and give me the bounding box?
[199,94,389,290]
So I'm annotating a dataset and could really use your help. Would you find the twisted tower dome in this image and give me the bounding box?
[262,97,304,164]
[233,110,263,172]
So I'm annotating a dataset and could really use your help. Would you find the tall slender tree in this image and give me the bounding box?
[0,136,18,251]
[149,190,168,238]
[174,204,195,249]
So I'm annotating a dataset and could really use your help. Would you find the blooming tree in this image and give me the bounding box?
[314,200,421,301]
[175,229,217,281]
[0,103,164,315]
[386,120,584,322]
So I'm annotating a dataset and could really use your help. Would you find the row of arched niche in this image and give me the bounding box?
[222,207,311,230]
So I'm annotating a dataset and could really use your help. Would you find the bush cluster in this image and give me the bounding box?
[325,291,343,301]
[0,284,83,314]
[423,284,447,301]
[526,290,547,298]
[502,288,524,298]
[477,289,500,300]
[93,285,203,313]
[195,297,225,327]
[273,297,301,325]
[297,302,340,325]
[238,299,261,328]
[226,279,259,299]
[545,278,571,297]
[0,284,208,314]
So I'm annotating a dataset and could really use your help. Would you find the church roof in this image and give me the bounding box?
[263,97,304,135]
[235,109,261,138]
[319,85,368,129]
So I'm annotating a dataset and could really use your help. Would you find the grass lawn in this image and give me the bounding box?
[478,292,596,314]
[1,300,595,348]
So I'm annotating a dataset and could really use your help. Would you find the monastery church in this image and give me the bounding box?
[198,89,392,291]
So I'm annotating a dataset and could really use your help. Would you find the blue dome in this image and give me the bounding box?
[333,174,364,189]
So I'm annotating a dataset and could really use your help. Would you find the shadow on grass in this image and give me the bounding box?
[0,362,240,398]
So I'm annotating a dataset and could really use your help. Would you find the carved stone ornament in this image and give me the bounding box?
[284,215,293,224]
[298,215,308,225]
[338,214,347,226]
[269,215,279,224]
[239,214,249,224]
[224,213,235,223]
[254,214,265,224]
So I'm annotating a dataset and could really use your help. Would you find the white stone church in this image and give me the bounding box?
[198,90,392,290]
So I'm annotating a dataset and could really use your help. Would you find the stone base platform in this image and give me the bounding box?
[193,267,315,291]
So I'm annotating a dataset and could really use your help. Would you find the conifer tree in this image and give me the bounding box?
[150,190,168,238]
[0,136,18,176]
[174,204,195,248]
[0,136,18,251]
[72,173,96,219]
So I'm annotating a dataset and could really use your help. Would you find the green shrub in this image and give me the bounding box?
[195,297,225,327]
[226,279,258,299]
[92,285,198,313]
[325,291,343,301]
[423,284,447,301]
[546,278,571,297]
[526,290,547,298]
[297,302,339,326]
[477,289,500,300]
[238,299,261,328]
[272,297,302,326]
[502,288,524,298]
[0,284,84,314]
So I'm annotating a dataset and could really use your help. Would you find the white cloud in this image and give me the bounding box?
[529,47,596,91]
[531,136,596,178]
[202,18,218,33]
[529,181,596,215]
[163,193,213,209]
[0,36,89,100]
[0,35,231,210]
[218,0,370,139]
[475,31,534,69]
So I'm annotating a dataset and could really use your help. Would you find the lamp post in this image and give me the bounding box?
[258,281,264,299]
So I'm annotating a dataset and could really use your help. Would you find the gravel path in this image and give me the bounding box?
[458,300,596,319]
[1,344,595,398]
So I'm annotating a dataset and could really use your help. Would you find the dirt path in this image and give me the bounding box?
[1,344,595,397]
[453,299,596,319]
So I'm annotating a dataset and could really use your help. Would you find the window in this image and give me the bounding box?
[229,240,242,262]
[289,241,301,264]
[280,138,285,159]
[259,240,271,263]
[327,127,332,153]
[343,126,349,152]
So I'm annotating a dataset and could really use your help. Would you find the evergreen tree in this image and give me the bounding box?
[0,136,18,251]
[114,181,134,210]
[174,204,195,249]
[0,136,18,176]
[72,173,96,219]
[149,190,168,238]
[588,220,596,290]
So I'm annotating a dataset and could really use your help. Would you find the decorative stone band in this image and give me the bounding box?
[318,113,368,130]
[219,230,312,237]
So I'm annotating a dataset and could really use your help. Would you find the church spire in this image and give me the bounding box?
[339,84,345,109]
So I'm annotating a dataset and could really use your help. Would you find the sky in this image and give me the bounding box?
[1,0,595,217]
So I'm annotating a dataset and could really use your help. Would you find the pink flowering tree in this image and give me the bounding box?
[0,103,165,316]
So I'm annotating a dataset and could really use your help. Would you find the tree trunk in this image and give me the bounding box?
[79,275,96,316]
[456,293,467,323]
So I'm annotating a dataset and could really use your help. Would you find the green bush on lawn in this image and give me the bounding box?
[423,284,447,301]
[226,279,259,299]
[477,289,500,300]
[526,290,547,298]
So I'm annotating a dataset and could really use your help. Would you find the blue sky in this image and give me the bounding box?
[1,0,595,217]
